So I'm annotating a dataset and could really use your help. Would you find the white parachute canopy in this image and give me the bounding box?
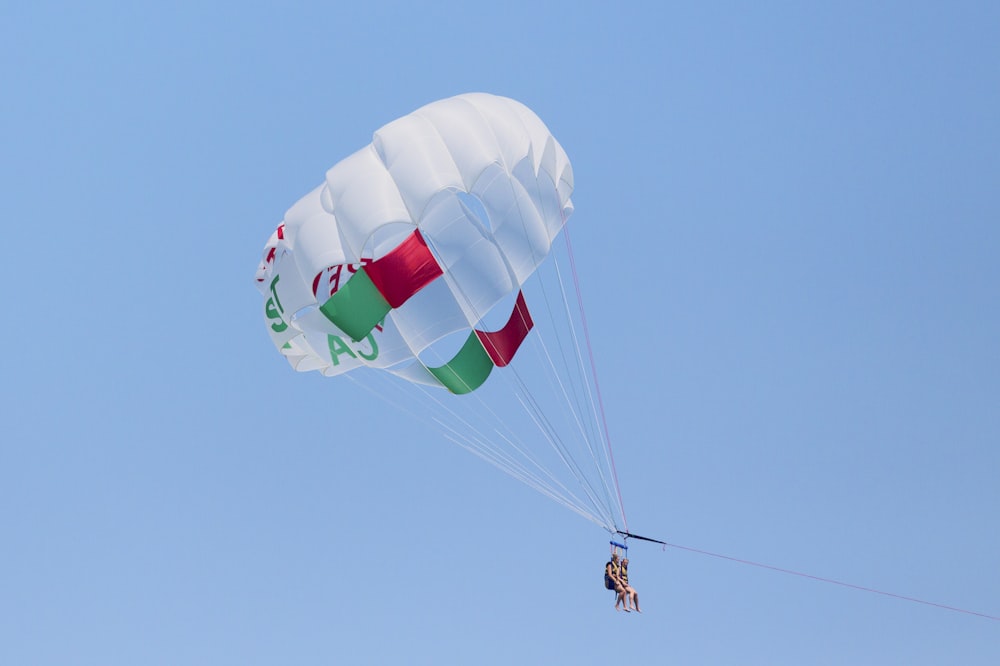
[255,93,626,532]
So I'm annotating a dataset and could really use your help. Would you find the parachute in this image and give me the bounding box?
[255,93,627,532]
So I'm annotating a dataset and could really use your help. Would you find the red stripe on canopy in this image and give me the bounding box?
[365,229,443,308]
[475,291,533,367]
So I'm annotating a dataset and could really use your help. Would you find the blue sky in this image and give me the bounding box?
[3,1,998,664]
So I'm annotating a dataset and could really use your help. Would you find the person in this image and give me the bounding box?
[620,557,641,613]
[604,551,630,611]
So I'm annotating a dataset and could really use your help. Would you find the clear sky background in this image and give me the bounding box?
[3,2,998,664]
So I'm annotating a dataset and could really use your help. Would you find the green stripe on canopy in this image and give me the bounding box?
[428,332,495,395]
[318,268,391,342]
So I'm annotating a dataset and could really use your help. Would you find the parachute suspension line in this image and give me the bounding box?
[411,231,620,531]
[348,365,614,529]
[496,205,624,531]
[489,286,619,528]
[508,381,618,529]
[487,427,610,527]
[561,227,628,533]
[441,432,612,530]
[466,164,624,532]
[487,427,613,528]
[475,166,623,532]
[411,379,607,523]
[541,246,624,529]
[450,329,618,530]
[478,306,620,530]
[525,263,619,529]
